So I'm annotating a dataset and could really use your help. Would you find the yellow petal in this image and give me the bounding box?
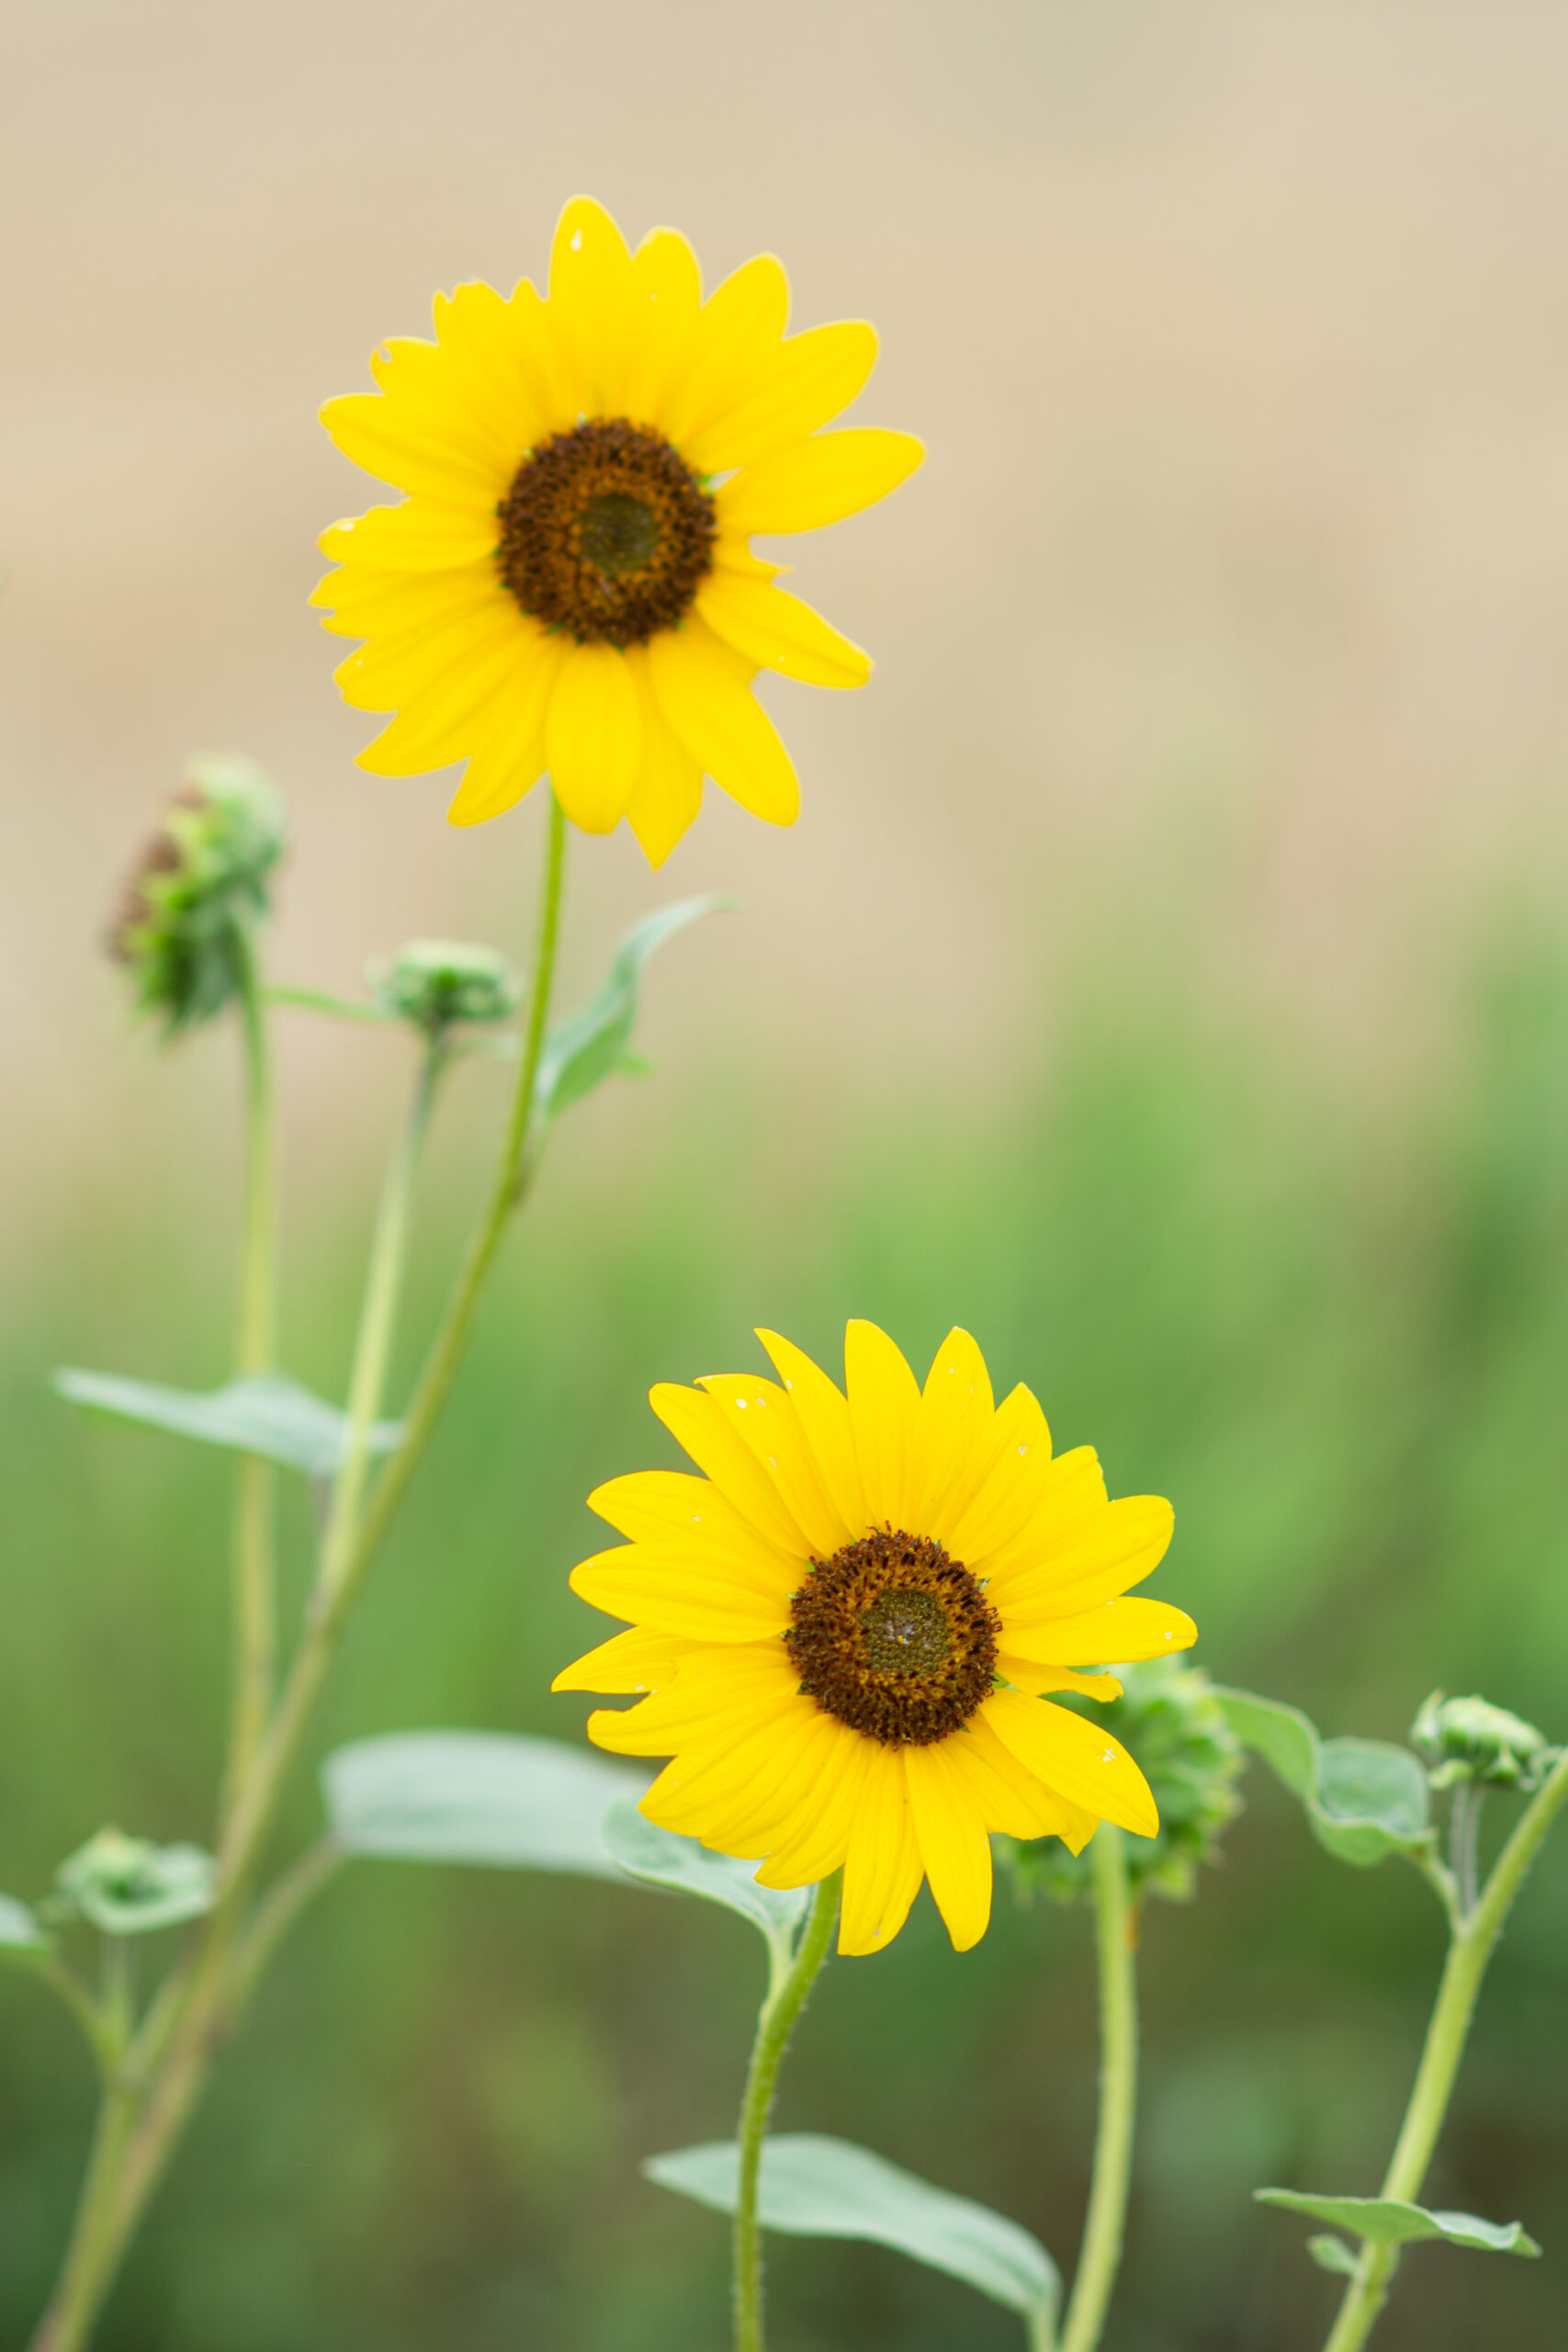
[843,1320,922,1530]
[996,1658,1124,1702]
[991,1498,1177,1621]
[649,1383,813,1558]
[907,1329,998,1540]
[682,320,878,473]
[320,390,509,504]
[943,1385,1055,1566]
[754,1726,875,1887]
[983,1690,1158,1838]
[647,1699,828,1844]
[431,276,574,448]
[697,1374,847,1560]
[695,574,870,688]
[335,602,524,716]
[944,1713,1083,1841]
[570,1542,791,1643]
[545,642,641,832]
[588,1468,790,1563]
[367,329,526,482]
[755,1329,870,1541]
[315,560,504,642]
[547,194,636,414]
[645,620,799,825]
[905,1744,992,1952]
[624,647,704,866]
[1002,1596,1197,1667]
[357,617,548,775]
[588,1645,795,1756]
[446,631,570,824]
[839,1746,922,1957]
[551,1626,694,1693]
[717,428,925,536]
[615,227,705,421]
[656,252,790,449]
[979,1448,1110,1592]
[320,499,501,574]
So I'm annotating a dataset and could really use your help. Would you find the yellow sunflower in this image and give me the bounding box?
[554,1322,1195,1955]
[312,197,923,865]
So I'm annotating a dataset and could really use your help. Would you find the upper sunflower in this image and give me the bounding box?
[553,1322,1196,1956]
[312,197,923,865]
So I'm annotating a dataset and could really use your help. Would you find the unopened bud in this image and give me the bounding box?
[51,1827,216,1935]
[1411,1691,1554,1792]
[109,754,285,1034]
[369,938,522,1034]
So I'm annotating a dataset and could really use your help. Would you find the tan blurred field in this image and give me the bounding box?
[6,0,1568,1239]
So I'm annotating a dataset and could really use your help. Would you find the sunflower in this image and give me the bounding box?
[312,198,923,865]
[554,1323,1195,1955]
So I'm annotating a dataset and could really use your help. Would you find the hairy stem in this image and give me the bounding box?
[733,1877,841,2352]
[1320,1743,1568,2352]
[1058,1826,1138,2352]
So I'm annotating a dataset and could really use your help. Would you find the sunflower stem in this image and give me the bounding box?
[733,1873,841,2352]
[1058,1825,1138,2352]
[1317,1741,1568,2352]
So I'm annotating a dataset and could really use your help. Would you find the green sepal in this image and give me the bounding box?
[52,1830,215,1935]
[55,1369,403,1482]
[1256,2188,1540,2257]
[645,2133,1061,2329]
[1307,2233,1361,2278]
[535,894,734,1125]
[599,1796,807,1952]
[1214,1690,1435,1868]
[321,1731,645,1882]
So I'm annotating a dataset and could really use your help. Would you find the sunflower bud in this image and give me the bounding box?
[1003,1660,1244,1906]
[369,939,523,1035]
[1410,1691,1554,1792]
[50,1827,216,1935]
[108,754,285,1035]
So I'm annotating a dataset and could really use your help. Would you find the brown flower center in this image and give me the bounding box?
[497,418,716,649]
[785,1530,999,1747]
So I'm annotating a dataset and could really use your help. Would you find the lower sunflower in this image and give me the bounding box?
[554,1322,1195,1955]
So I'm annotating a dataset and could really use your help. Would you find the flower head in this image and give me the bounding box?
[554,1322,1194,1955]
[313,198,923,864]
[109,754,284,1034]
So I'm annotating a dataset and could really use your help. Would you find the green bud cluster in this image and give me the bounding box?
[369,938,523,1034]
[1003,1659,1245,1905]
[1411,1690,1556,1792]
[109,754,285,1035]
[49,1827,216,1936]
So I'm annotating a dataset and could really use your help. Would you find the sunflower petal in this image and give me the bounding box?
[446,632,570,824]
[656,253,790,448]
[432,277,574,448]
[615,228,705,420]
[545,643,642,832]
[754,1329,870,1540]
[357,618,550,775]
[320,390,509,504]
[570,1542,792,1642]
[996,1657,1124,1702]
[646,620,799,824]
[649,1383,813,1557]
[908,1329,998,1540]
[840,1746,923,1956]
[717,428,925,536]
[983,1690,1158,1838]
[696,574,870,688]
[551,1626,694,1693]
[697,1374,847,1559]
[943,1385,1055,1566]
[547,194,636,414]
[682,320,877,473]
[754,1726,875,1887]
[991,1498,1177,1621]
[843,1320,922,1529]
[625,647,704,866]
[320,499,502,574]
[944,1713,1083,1840]
[905,1744,992,1951]
[587,1468,791,1560]
[1002,1596,1196,1668]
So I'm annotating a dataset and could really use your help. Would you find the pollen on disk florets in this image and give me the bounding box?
[786,1530,999,1747]
[497,418,716,649]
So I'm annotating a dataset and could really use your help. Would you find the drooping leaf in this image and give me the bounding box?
[600,1797,807,1948]
[1214,1690,1433,1868]
[0,1895,47,1956]
[54,1830,216,1935]
[321,1732,646,1881]
[646,2134,1060,2328]
[1257,2189,1540,2257]
[535,895,733,1125]
[55,1369,403,1481]
[1307,2234,1362,2278]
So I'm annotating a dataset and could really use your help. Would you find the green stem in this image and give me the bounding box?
[1058,1826,1138,2352]
[28,2083,141,2352]
[220,926,279,1827]
[733,1875,841,2352]
[1320,1743,1568,2352]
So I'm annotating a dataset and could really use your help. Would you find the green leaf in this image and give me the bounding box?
[1257,2190,1540,2257]
[1307,2234,1361,2278]
[645,2134,1060,2327]
[321,1732,646,1881]
[0,1895,47,1957]
[535,894,734,1125]
[1214,1690,1433,1868]
[55,1369,403,1481]
[54,1830,216,1935]
[600,1797,807,1949]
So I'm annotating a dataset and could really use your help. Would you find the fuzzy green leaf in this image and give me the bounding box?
[1215,1690,1433,1868]
[1257,2189,1540,2256]
[535,895,733,1125]
[55,1369,403,1481]
[321,1732,646,1881]
[600,1798,807,1947]
[646,2134,1060,2325]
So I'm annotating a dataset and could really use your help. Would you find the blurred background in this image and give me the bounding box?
[5,1,1568,2345]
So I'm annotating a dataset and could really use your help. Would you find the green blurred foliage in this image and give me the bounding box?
[4,899,1568,2349]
